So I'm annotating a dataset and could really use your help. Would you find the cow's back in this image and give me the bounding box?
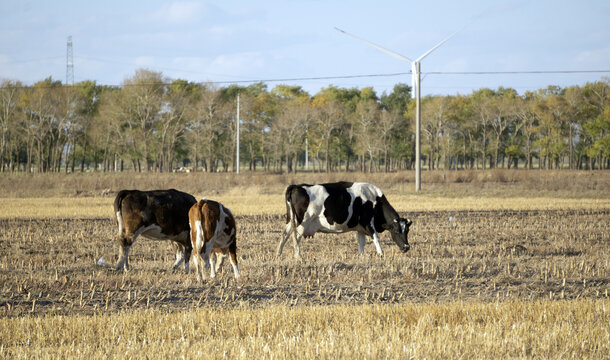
[148,189,196,234]
[116,189,196,237]
[285,181,388,235]
[190,199,235,243]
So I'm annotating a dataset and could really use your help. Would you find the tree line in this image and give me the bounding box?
[0,69,608,173]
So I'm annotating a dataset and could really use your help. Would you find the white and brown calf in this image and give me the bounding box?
[188,199,240,282]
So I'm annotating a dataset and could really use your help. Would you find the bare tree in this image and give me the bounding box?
[190,83,224,172]
[0,80,22,172]
[353,99,380,172]
[563,86,584,169]
[274,97,310,173]
[120,69,166,171]
[377,109,400,172]
[512,93,539,169]
[490,88,517,168]
[471,89,496,169]
[159,80,195,172]
[312,98,344,172]
[422,96,450,170]
[20,78,64,172]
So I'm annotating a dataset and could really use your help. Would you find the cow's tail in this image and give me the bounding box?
[113,190,131,235]
[191,199,205,244]
[192,199,205,246]
[113,190,129,214]
[195,198,206,213]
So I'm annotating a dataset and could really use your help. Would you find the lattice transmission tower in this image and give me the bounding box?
[66,36,74,85]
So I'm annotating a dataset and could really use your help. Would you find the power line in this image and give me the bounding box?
[1,56,64,64]
[2,70,609,89]
[426,70,610,75]
[205,72,412,85]
[192,70,610,86]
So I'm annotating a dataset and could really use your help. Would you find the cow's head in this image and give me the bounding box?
[384,218,412,253]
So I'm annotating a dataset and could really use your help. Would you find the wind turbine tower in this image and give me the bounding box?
[335,27,460,191]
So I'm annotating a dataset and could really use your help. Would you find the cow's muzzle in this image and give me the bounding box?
[401,244,410,253]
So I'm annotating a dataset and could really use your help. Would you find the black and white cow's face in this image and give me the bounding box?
[384,218,412,252]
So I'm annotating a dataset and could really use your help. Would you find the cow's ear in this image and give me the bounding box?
[406,219,413,227]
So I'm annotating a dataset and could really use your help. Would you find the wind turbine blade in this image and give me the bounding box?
[334,27,413,64]
[416,27,462,62]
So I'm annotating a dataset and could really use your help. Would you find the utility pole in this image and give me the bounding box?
[66,36,74,85]
[305,137,309,170]
[236,93,240,174]
[413,62,421,191]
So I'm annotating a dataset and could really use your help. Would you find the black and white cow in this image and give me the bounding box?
[114,189,196,271]
[277,181,412,258]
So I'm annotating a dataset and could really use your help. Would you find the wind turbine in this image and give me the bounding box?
[335,27,460,191]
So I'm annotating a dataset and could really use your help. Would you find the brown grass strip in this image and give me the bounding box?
[1,300,608,358]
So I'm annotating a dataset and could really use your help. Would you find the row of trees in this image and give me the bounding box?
[0,69,608,173]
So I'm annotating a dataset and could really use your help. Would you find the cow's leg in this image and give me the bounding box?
[371,232,383,256]
[228,241,240,278]
[292,226,303,260]
[183,242,192,273]
[357,233,366,254]
[116,235,132,271]
[118,225,159,271]
[192,250,204,283]
[277,222,292,256]
[208,251,217,279]
[203,240,217,278]
[115,210,130,270]
[117,242,130,271]
[116,239,125,270]
[193,221,208,281]
[172,242,185,270]
[171,242,191,273]
[115,211,126,270]
[214,249,227,274]
[191,237,206,283]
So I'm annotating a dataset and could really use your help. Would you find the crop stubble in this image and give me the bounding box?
[0,208,608,317]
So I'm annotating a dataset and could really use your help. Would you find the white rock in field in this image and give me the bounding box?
[97,257,106,266]
[448,216,457,228]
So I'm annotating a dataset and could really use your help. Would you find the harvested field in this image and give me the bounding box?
[1,209,608,317]
[0,171,609,358]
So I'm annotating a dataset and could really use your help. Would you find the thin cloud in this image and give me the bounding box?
[208,26,234,39]
[575,47,610,65]
[148,1,204,24]
[210,52,265,76]
[134,56,155,67]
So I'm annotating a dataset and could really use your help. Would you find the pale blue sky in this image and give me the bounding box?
[1,0,608,96]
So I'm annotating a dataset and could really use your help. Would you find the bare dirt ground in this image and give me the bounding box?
[1,209,608,317]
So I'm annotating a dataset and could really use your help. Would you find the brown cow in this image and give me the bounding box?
[114,189,196,271]
[188,199,240,282]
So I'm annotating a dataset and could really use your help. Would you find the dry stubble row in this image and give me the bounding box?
[0,209,608,317]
